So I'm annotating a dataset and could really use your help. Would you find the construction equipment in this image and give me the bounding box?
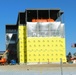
[0,50,8,65]
[10,59,16,65]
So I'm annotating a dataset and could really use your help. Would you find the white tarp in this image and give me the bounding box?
[27,22,65,37]
[6,33,13,48]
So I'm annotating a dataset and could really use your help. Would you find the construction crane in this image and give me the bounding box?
[0,50,8,65]
[71,43,76,48]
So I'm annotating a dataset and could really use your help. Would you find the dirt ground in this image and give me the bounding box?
[0,63,76,71]
[0,64,76,75]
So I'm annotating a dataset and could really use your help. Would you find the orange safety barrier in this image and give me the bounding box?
[32,19,47,22]
[32,19,36,22]
[36,19,47,22]
[32,19,54,22]
[48,19,54,22]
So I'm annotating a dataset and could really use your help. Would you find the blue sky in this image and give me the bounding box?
[0,0,76,55]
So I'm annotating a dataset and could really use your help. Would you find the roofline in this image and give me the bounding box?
[25,8,61,11]
[60,11,64,14]
[6,24,18,29]
[6,24,16,26]
[17,8,62,13]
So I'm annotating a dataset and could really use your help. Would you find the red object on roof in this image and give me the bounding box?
[32,18,54,22]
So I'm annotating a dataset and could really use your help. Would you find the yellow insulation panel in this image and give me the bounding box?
[27,37,66,63]
[18,25,26,63]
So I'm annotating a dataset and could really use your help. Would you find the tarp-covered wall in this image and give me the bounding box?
[27,22,64,37]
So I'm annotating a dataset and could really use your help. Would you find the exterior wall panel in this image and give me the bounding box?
[26,37,66,63]
[18,25,26,64]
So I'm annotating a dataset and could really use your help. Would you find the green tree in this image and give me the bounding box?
[73,52,76,58]
[73,52,76,56]
[66,52,72,62]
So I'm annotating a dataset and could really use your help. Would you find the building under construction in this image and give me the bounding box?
[6,8,66,64]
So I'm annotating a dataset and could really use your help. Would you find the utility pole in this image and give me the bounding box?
[60,58,63,75]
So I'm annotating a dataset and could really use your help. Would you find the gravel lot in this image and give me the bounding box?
[0,64,76,75]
